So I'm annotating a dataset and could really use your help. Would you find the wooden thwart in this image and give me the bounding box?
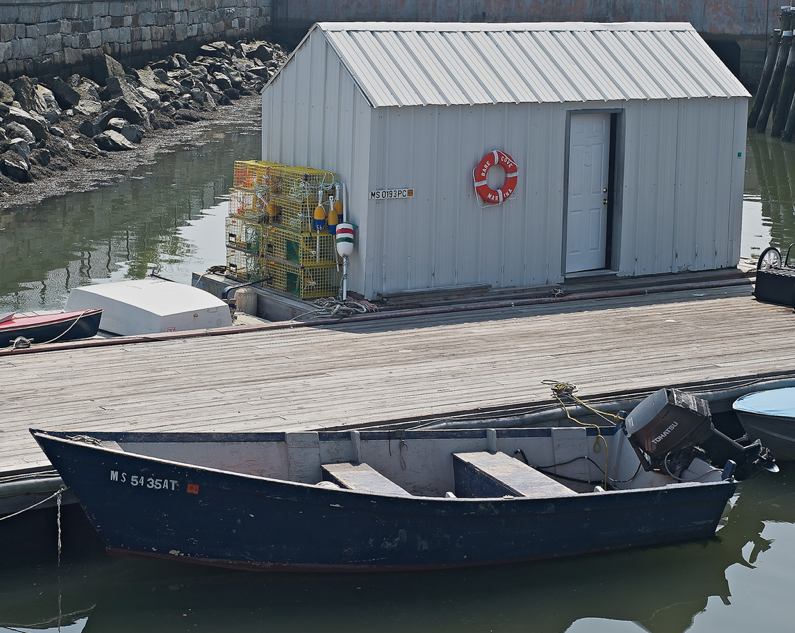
[322,462,412,496]
[453,451,577,499]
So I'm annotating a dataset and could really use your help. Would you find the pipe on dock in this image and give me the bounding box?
[749,31,782,128]
[757,10,794,134]
[417,377,795,430]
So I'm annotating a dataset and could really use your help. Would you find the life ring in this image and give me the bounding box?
[473,150,518,204]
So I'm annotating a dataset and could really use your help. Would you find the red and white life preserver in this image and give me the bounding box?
[473,150,518,204]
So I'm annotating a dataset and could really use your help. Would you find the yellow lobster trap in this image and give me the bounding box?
[264,259,341,299]
[225,216,263,253]
[262,225,337,266]
[226,246,266,282]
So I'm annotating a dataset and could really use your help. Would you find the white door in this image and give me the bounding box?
[565,113,610,273]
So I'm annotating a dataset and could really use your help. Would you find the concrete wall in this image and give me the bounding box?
[0,0,272,81]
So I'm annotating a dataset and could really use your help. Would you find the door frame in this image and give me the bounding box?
[561,109,624,277]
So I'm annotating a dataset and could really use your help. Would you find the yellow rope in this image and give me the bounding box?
[545,382,613,488]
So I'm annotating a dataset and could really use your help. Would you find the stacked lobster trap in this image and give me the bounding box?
[226,160,344,299]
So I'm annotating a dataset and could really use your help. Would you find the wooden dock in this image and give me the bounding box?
[3,281,795,478]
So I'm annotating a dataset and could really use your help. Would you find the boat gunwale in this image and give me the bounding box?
[30,429,734,504]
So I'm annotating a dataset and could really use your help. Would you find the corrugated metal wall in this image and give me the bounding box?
[365,97,746,298]
[261,28,373,295]
[618,97,746,276]
[263,31,747,300]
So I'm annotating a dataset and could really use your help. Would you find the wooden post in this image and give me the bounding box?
[756,10,794,134]
[749,31,781,128]
[773,28,795,136]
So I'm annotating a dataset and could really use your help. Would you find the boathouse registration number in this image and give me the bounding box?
[370,188,414,200]
[110,470,179,491]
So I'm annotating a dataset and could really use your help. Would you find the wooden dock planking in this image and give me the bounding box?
[4,285,795,475]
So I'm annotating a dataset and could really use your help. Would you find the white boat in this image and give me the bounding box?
[65,278,233,336]
[734,387,795,461]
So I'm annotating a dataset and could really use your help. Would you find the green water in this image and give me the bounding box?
[1,120,795,632]
[1,463,793,633]
[0,110,262,313]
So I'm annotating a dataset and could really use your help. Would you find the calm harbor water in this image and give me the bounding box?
[2,122,795,632]
[1,463,792,633]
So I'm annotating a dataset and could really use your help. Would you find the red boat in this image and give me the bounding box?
[0,309,103,348]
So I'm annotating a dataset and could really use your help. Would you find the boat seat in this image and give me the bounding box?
[453,451,577,499]
[321,462,412,497]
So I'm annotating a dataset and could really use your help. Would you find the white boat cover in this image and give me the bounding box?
[65,279,233,335]
[733,387,795,419]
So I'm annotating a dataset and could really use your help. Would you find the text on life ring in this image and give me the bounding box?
[473,150,518,204]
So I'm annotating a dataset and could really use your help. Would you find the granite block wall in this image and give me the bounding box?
[0,0,271,81]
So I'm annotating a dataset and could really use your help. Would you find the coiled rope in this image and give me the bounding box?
[542,381,625,489]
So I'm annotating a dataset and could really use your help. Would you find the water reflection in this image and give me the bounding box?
[745,132,795,259]
[1,464,791,633]
[0,119,261,313]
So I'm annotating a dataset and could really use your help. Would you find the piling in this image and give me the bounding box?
[773,31,795,137]
[756,10,794,134]
[749,31,782,128]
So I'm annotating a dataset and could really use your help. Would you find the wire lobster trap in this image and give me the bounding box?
[233,160,281,192]
[266,195,318,232]
[264,259,341,299]
[225,216,263,253]
[228,187,269,222]
[261,225,337,266]
[226,246,266,282]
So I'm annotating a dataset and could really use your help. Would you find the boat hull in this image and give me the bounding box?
[0,309,102,348]
[734,411,795,461]
[32,431,736,571]
[734,387,795,461]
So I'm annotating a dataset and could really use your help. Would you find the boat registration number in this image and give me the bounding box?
[110,470,179,491]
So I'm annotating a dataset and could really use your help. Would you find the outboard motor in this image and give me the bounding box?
[624,388,778,479]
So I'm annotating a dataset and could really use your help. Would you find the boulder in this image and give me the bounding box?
[244,43,273,63]
[136,86,161,109]
[5,121,35,144]
[173,53,189,69]
[0,80,14,105]
[0,151,30,182]
[49,76,81,108]
[223,88,241,101]
[226,70,244,88]
[199,43,231,59]
[34,85,61,120]
[93,54,126,87]
[78,119,100,137]
[48,137,74,155]
[93,129,135,151]
[9,76,38,112]
[96,96,148,129]
[103,76,146,109]
[9,138,31,164]
[5,107,48,141]
[49,126,65,138]
[248,66,271,79]
[69,76,103,116]
[121,123,144,144]
[31,148,51,167]
[212,72,232,91]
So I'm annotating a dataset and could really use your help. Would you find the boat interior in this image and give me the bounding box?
[74,426,723,499]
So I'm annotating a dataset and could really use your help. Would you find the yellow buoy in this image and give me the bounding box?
[313,204,326,232]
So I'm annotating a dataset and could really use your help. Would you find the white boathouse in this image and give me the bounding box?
[261,22,750,300]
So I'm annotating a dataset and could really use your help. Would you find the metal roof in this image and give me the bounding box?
[312,22,750,107]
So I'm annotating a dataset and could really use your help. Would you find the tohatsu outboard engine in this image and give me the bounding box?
[624,388,778,480]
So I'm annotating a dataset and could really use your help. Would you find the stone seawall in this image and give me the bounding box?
[0,0,272,81]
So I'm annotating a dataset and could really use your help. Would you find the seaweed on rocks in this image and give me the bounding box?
[0,39,288,209]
